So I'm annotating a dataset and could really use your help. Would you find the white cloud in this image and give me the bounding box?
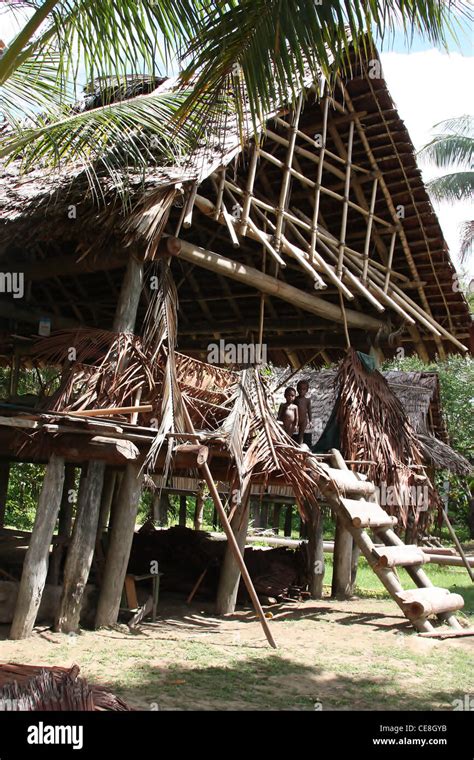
[380,49,474,277]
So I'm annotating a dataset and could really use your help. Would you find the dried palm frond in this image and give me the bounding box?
[143,260,185,474]
[216,368,326,522]
[335,348,439,531]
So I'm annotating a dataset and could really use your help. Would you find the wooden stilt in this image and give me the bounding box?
[179,494,187,526]
[9,455,65,640]
[194,488,205,531]
[0,462,10,529]
[55,460,106,633]
[95,462,143,628]
[284,505,293,537]
[272,504,281,535]
[330,450,353,599]
[97,469,117,538]
[215,489,251,615]
[48,463,76,584]
[307,507,325,599]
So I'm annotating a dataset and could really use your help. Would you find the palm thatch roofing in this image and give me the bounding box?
[273,366,471,476]
[0,45,472,368]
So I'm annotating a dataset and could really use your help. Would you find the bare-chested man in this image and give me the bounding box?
[295,379,312,446]
[277,387,299,437]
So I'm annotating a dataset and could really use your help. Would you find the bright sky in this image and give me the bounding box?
[1,7,473,276]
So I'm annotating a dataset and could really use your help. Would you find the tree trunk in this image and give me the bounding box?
[55,461,106,632]
[95,462,143,628]
[284,505,293,537]
[9,455,65,639]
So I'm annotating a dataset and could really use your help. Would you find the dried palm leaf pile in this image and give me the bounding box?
[335,348,440,532]
[0,663,132,711]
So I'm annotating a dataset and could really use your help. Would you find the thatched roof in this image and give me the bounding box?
[273,367,471,476]
[0,46,472,366]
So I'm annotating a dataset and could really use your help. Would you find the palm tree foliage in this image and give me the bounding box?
[418,115,474,261]
[0,0,470,184]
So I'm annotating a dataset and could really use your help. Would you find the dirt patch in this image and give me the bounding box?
[0,594,472,711]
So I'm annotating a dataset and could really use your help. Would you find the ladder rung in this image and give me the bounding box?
[395,587,464,619]
[340,498,398,529]
[372,545,428,568]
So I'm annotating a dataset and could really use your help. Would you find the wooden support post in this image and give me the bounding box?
[97,469,117,538]
[0,462,10,529]
[216,491,251,615]
[55,461,106,633]
[95,462,143,628]
[330,449,353,599]
[284,505,293,537]
[307,507,325,599]
[272,504,281,534]
[332,516,355,599]
[349,540,361,596]
[179,494,187,526]
[48,463,76,584]
[260,502,269,530]
[9,455,65,640]
[153,489,169,527]
[194,490,205,531]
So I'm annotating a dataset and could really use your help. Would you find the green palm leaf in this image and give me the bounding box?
[426,171,474,203]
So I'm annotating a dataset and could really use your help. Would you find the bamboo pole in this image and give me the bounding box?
[337,121,354,277]
[274,115,371,174]
[362,177,378,283]
[176,236,384,330]
[274,94,303,252]
[337,79,449,357]
[181,404,277,648]
[383,231,397,293]
[309,96,329,263]
[240,146,259,236]
[214,168,226,221]
[182,181,199,229]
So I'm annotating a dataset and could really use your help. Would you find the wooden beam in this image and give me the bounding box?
[176,237,384,331]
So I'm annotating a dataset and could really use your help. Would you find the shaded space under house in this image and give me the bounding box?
[0,44,473,647]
